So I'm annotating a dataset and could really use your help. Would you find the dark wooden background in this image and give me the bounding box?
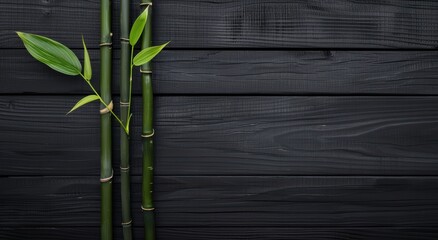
[1,0,438,239]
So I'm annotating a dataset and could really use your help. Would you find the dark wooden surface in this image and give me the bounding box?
[2,227,438,240]
[2,0,438,49]
[1,176,438,227]
[1,96,438,176]
[1,0,438,239]
[3,50,438,95]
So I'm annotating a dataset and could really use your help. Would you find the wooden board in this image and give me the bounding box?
[3,1,438,238]
[2,0,438,49]
[1,227,437,240]
[1,176,438,227]
[1,96,438,176]
[3,50,438,95]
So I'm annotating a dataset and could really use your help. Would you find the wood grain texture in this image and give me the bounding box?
[3,1,438,238]
[3,50,438,95]
[2,0,438,49]
[1,176,438,227]
[1,227,437,240]
[1,96,438,176]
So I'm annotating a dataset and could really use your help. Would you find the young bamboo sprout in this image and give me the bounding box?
[123,2,168,237]
[120,0,133,239]
[17,5,167,240]
[17,30,118,240]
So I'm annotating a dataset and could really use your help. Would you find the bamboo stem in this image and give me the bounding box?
[140,1,155,239]
[100,0,113,240]
[120,0,133,239]
[83,79,126,131]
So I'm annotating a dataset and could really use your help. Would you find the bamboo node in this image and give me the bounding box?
[120,101,130,106]
[99,42,112,47]
[141,205,155,211]
[121,219,132,226]
[141,129,155,138]
[140,69,152,74]
[120,166,130,172]
[120,37,130,42]
[100,169,114,183]
[100,101,114,115]
[140,2,152,7]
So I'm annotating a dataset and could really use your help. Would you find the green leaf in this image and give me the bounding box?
[133,42,169,66]
[82,36,92,81]
[67,95,100,114]
[129,8,149,46]
[17,32,82,76]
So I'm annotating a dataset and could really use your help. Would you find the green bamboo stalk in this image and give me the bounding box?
[140,1,155,239]
[120,0,133,239]
[100,0,113,240]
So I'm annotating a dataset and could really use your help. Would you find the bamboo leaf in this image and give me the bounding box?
[67,95,100,114]
[129,8,149,46]
[82,36,92,81]
[17,32,82,76]
[133,42,169,66]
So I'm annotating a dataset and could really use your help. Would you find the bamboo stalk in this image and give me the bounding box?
[140,1,155,239]
[100,0,113,240]
[120,0,133,239]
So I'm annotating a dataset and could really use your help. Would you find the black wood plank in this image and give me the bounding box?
[1,176,438,227]
[1,96,438,176]
[3,50,438,95]
[2,0,438,49]
[1,227,437,240]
